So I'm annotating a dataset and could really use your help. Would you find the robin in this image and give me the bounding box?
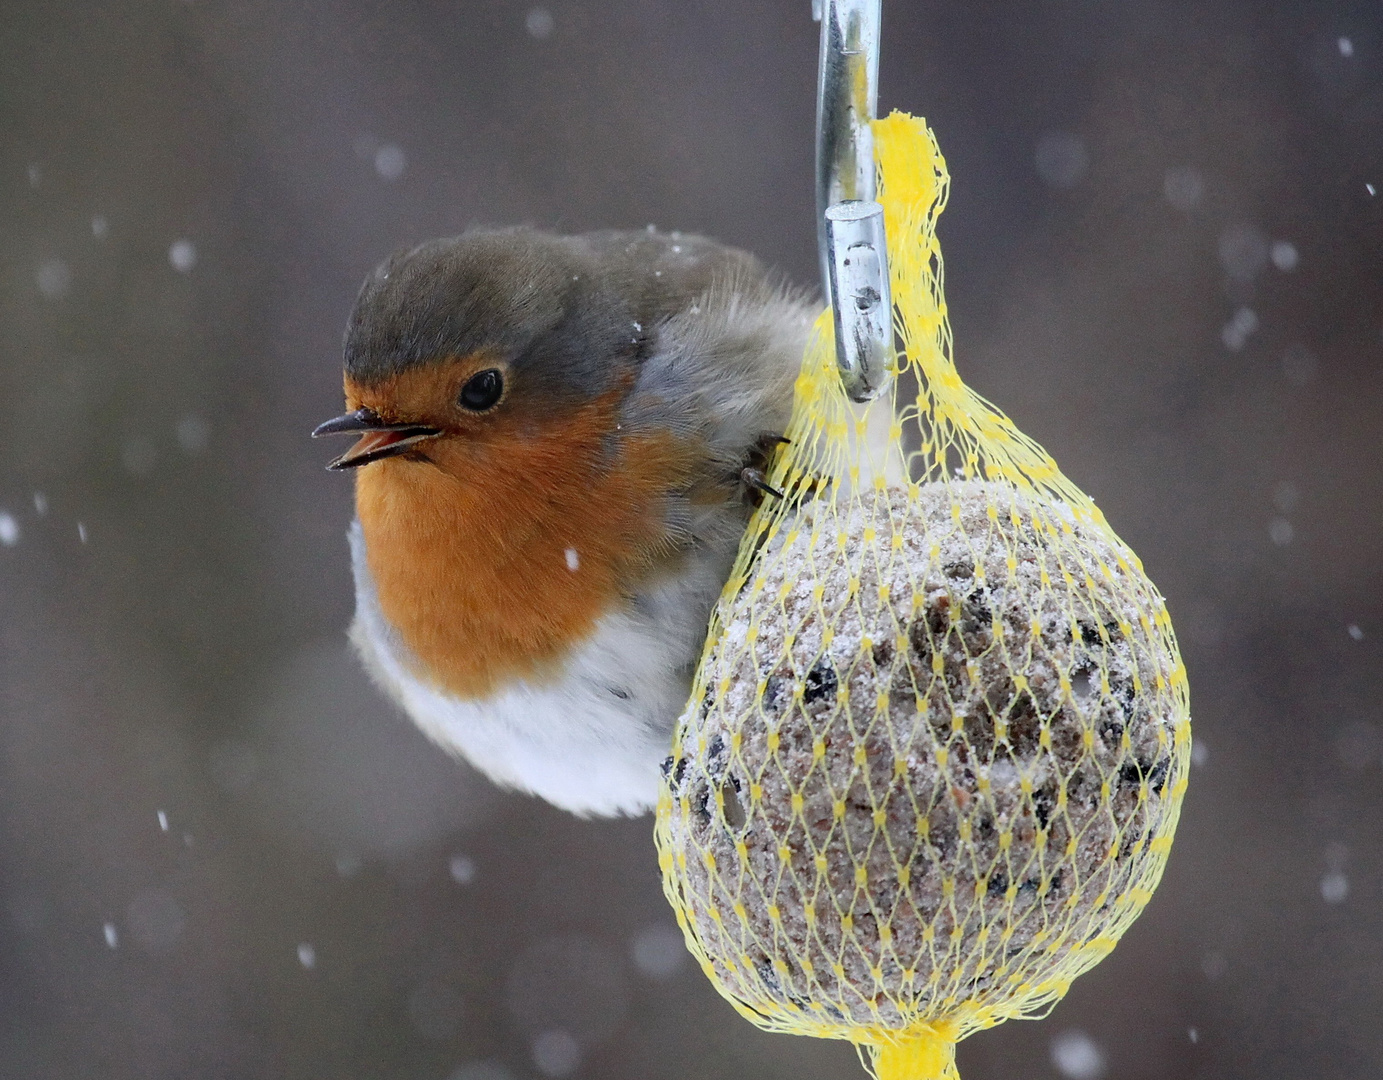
[314,226,814,816]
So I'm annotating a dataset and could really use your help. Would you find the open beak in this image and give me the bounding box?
[311,407,442,470]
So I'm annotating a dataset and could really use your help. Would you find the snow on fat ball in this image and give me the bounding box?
[663,484,1184,1031]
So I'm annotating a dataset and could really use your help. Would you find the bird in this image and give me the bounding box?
[314,225,816,817]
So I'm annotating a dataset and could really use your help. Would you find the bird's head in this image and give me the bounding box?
[314,228,643,474]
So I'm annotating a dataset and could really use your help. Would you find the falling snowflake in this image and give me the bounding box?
[1270,241,1298,271]
[531,1030,580,1078]
[526,7,554,39]
[1221,307,1259,351]
[375,144,407,181]
[169,239,197,273]
[449,854,477,885]
[36,258,71,299]
[1051,1030,1106,1080]
[630,924,687,980]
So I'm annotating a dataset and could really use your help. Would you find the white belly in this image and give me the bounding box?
[346,522,720,816]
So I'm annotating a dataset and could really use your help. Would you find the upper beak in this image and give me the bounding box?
[311,407,442,470]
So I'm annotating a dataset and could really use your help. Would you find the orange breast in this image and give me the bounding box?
[353,393,700,700]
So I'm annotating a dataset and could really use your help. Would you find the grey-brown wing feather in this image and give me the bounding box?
[591,229,817,564]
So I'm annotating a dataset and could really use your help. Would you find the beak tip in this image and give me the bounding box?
[312,408,374,439]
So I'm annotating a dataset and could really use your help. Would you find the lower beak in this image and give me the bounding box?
[312,408,443,470]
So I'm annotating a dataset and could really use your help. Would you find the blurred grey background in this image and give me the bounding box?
[1,1,1381,1078]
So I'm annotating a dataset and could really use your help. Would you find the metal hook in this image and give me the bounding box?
[815,0,892,402]
[825,202,892,402]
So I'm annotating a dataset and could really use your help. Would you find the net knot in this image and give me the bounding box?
[868,1023,960,1080]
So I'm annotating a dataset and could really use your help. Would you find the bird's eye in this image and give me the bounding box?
[458,368,504,411]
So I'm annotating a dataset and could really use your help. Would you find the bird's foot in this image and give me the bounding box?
[740,467,784,501]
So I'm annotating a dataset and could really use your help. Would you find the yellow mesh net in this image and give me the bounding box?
[654,112,1191,1080]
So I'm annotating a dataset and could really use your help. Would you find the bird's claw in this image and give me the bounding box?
[741,467,784,501]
